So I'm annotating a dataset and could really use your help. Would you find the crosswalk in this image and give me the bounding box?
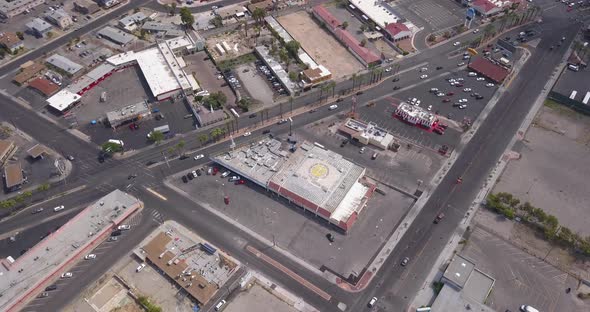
[124,207,166,227]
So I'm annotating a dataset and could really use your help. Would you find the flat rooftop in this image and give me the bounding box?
[553,68,590,104]
[106,101,150,125]
[341,118,395,146]
[142,230,238,305]
[396,102,437,124]
[0,190,143,312]
[349,0,399,28]
[431,285,496,312]
[443,254,476,288]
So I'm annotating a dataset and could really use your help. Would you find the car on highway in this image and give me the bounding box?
[420,74,428,79]
[329,104,338,110]
[84,254,96,260]
[194,154,204,160]
[118,224,131,230]
[53,205,65,212]
[368,297,378,308]
[486,83,495,87]
[61,272,73,278]
[453,41,460,46]
[393,86,401,90]
[401,257,410,266]
[243,132,252,137]
[392,77,399,82]
[520,305,539,312]
[434,213,445,224]
[32,208,44,214]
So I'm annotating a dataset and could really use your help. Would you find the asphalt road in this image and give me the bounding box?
[0,1,584,311]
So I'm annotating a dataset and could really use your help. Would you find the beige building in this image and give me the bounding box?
[0,139,17,167]
[45,8,73,29]
[0,0,45,19]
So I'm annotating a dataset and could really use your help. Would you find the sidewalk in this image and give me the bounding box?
[410,43,572,310]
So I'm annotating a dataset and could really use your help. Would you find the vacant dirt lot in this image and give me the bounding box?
[278,11,363,79]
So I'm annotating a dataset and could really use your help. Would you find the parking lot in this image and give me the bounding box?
[461,226,581,312]
[389,0,464,30]
[170,159,415,279]
[236,63,275,109]
[183,51,237,104]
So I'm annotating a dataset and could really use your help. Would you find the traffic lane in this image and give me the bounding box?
[144,187,344,312]
[0,0,153,76]
[22,209,159,312]
[350,19,580,311]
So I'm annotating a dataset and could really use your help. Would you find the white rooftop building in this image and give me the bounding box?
[46,89,81,112]
[338,118,395,149]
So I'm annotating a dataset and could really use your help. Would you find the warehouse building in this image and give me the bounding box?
[98,26,135,46]
[0,0,45,18]
[45,54,84,77]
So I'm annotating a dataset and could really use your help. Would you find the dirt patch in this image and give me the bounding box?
[396,38,415,53]
[277,11,363,79]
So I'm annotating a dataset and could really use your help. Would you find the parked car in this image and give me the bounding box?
[434,213,445,224]
[118,224,131,230]
[401,257,410,266]
[243,132,252,137]
[182,175,188,183]
[108,236,118,242]
[84,254,96,260]
[420,74,428,79]
[45,285,58,291]
[368,297,378,308]
[61,272,73,278]
[194,154,204,160]
[486,83,495,87]
[136,263,146,272]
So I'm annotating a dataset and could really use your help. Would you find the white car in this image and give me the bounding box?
[520,305,539,312]
[476,77,485,81]
[136,263,146,272]
[193,154,204,160]
[456,78,464,82]
[385,67,392,72]
[453,41,460,46]
[459,104,467,109]
[486,83,495,87]
[457,62,465,66]
[53,205,65,212]
[368,297,378,307]
[436,92,445,97]
[468,72,477,77]
[243,132,252,137]
[473,28,480,34]
[419,67,428,72]
[427,105,432,111]
[61,272,73,278]
[430,87,439,93]
[215,300,227,311]
[459,98,468,103]
[118,225,131,230]
[84,254,96,260]
[463,88,472,92]
[420,74,428,79]
[329,104,338,110]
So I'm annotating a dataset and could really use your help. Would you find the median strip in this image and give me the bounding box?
[145,187,167,201]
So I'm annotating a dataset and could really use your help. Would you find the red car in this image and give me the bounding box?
[455,83,464,87]
[212,167,219,175]
[446,92,454,96]
[433,127,445,135]
[235,179,246,185]
[442,98,451,103]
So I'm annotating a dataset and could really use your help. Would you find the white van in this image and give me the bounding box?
[136,263,146,272]
[221,171,230,178]
[520,305,539,312]
[108,139,124,147]
[214,300,226,311]
[568,64,580,72]
[329,104,338,110]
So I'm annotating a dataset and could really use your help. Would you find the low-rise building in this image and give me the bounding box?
[118,12,147,32]
[46,54,83,77]
[44,8,73,29]
[98,26,135,46]
[0,32,23,53]
[467,57,510,83]
[73,0,100,15]
[0,139,17,167]
[28,77,60,97]
[0,0,45,19]
[13,61,46,85]
[26,144,50,159]
[142,21,185,38]
[26,18,53,38]
[216,4,247,20]
[3,162,24,191]
[385,23,411,42]
[106,101,150,129]
[195,107,227,127]
[338,118,395,149]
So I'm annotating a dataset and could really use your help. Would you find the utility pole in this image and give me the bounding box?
[289,97,293,116]
[279,102,283,118]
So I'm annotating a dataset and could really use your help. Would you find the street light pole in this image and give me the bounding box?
[288,117,293,136]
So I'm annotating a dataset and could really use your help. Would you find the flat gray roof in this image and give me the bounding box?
[119,12,147,26]
[106,101,150,125]
[443,254,476,288]
[463,269,495,303]
[98,26,135,45]
[46,54,83,75]
[553,69,590,104]
[26,18,52,32]
[430,285,496,312]
[0,190,143,312]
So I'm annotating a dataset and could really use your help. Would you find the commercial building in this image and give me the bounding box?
[467,57,510,83]
[44,8,73,29]
[73,0,101,15]
[195,107,227,127]
[0,139,17,166]
[26,144,50,159]
[13,61,46,85]
[26,18,53,38]
[0,32,23,53]
[2,162,24,191]
[385,23,411,42]
[312,5,381,67]
[338,118,395,149]
[430,254,495,312]
[106,101,151,128]
[28,77,60,97]
[394,102,438,128]
[118,12,147,32]
[247,0,273,13]
[0,0,45,18]
[471,0,507,17]
[141,21,185,38]
[0,190,143,312]
[46,89,81,112]
[98,26,135,46]
[213,139,375,232]
[137,226,239,306]
[46,54,83,77]
[106,35,201,101]
[348,0,399,28]
[216,4,247,20]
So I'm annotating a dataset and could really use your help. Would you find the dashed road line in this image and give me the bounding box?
[145,187,167,201]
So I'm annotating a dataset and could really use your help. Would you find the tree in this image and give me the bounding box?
[427,34,436,42]
[203,91,227,109]
[210,16,223,28]
[351,73,357,90]
[285,40,300,59]
[252,8,266,25]
[148,130,164,144]
[359,24,367,33]
[443,31,451,39]
[134,7,141,13]
[170,3,177,15]
[360,39,367,47]
[483,24,496,40]
[279,48,290,68]
[16,32,24,40]
[342,21,349,29]
[47,31,54,39]
[238,97,252,111]
[101,141,123,154]
[198,134,208,145]
[242,21,248,37]
[176,140,186,154]
[288,71,298,81]
[180,7,194,29]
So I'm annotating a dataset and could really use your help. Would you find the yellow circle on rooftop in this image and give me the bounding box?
[310,163,328,178]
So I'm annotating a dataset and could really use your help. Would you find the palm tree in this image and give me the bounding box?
[198,134,208,145]
[252,8,266,25]
[351,73,357,90]
[329,81,337,97]
[243,21,248,37]
[483,24,495,41]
